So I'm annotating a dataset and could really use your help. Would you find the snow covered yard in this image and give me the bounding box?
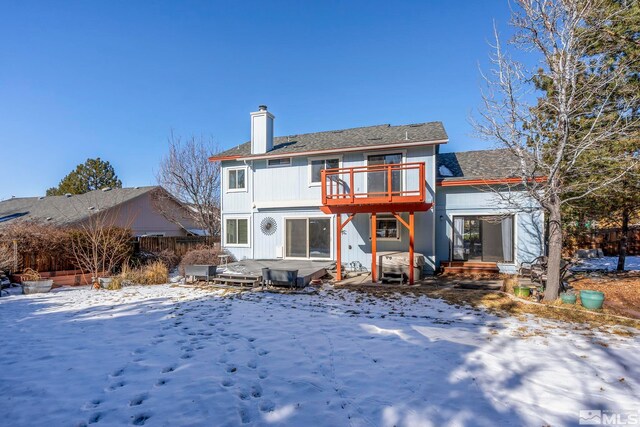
[572,255,640,271]
[0,285,638,427]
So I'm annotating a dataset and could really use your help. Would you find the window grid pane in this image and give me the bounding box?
[237,219,248,244]
[226,219,237,244]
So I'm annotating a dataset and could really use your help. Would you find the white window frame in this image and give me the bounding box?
[308,155,343,187]
[267,158,291,168]
[224,216,251,247]
[363,149,407,194]
[282,215,333,260]
[370,214,402,241]
[226,166,248,193]
[447,211,518,265]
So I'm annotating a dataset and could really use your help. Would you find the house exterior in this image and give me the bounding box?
[211,106,545,283]
[0,186,203,237]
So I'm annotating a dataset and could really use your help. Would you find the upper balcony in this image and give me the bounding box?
[320,162,432,214]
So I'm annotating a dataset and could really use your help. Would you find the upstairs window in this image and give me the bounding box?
[227,168,246,191]
[309,158,340,184]
[267,158,291,168]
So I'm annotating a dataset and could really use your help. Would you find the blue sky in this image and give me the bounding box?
[0,0,513,199]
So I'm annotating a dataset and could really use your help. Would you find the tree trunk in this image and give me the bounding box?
[544,203,563,301]
[617,208,629,272]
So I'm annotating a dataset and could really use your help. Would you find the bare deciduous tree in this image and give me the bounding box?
[474,0,639,300]
[69,209,133,288]
[156,132,222,237]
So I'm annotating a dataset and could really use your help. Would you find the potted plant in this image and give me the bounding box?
[560,291,577,305]
[513,286,531,298]
[21,269,53,295]
[580,290,605,310]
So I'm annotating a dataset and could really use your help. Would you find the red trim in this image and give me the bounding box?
[208,155,242,162]
[321,202,432,215]
[437,176,546,187]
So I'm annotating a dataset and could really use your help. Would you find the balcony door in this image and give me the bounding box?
[367,153,402,197]
[285,218,331,259]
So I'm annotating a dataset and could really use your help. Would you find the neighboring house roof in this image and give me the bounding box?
[214,122,448,160]
[0,186,159,227]
[437,149,524,183]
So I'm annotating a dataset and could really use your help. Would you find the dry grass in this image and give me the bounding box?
[107,261,169,289]
[343,283,640,331]
[569,272,640,319]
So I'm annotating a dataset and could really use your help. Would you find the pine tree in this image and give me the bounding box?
[565,0,640,270]
[46,158,123,196]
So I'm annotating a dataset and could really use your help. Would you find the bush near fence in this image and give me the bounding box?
[136,236,220,258]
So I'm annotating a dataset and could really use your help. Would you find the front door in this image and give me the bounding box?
[285,218,331,259]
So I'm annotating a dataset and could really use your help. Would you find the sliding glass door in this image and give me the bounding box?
[285,218,331,259]
[452,215,514,262]
[367,153,402,196]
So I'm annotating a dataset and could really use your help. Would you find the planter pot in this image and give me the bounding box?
[22,279,53,295]
[98,278,113,289]
[580,290,605,310]
[560,293,577,305]
[513,286,531,298]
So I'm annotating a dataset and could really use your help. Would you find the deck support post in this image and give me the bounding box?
[409,211,415,285]
[336,214,342,281]
[371,212,377,283]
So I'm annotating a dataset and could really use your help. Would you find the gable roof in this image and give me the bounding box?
[0,186,159,227]
[213,121,448,160]
[437,149,523,182]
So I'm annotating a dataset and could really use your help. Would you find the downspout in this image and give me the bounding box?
[244,159,255,259]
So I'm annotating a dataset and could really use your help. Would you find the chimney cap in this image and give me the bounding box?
[258,105,268,111]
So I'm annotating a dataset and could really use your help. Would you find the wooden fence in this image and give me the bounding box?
[587,227,640,256]
[19,253,78,274]
[135,236,220,257]
[12,236,220,274]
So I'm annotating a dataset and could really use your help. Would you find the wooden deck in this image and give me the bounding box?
[222,259,333,287]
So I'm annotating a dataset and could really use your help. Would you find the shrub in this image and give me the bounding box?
[179,247,234,275]
[0,222,75,272]
[139,261,169,285]
[0,245,13,273]
[106,261,169,289]
[156,250,180,270]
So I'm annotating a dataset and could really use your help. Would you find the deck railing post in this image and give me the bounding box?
[321,170,327,204]
[387,165,392,202]
[349,168,354,203]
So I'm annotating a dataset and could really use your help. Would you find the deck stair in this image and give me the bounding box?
[212,273,262,287]
[441,261,499,274]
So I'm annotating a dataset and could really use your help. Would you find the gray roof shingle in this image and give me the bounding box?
[437,149,522,181]
[216,121,448,159]
[0,186,158,227]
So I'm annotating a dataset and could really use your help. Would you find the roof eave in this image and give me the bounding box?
[210,138,449,162]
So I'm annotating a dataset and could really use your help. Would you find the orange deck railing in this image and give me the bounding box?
[321,162,426,207]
